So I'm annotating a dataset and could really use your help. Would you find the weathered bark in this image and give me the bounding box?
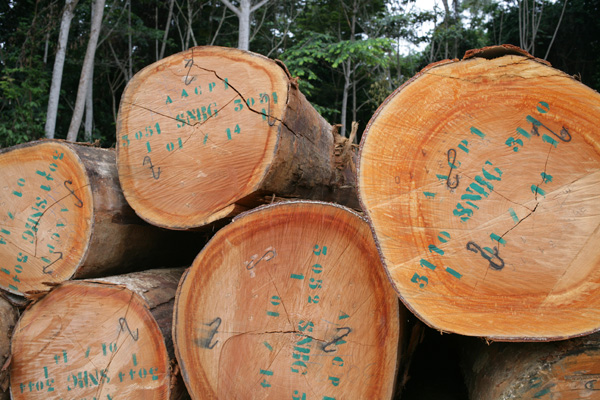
[0,140,199,296]
[10,268,186,399]
[44,0,79,139]
[0,296,18,400]
[460,332,600,399]
[173,201,401,399]
[66,0,106,142]
[358,44,600,340]
[117,46,358,230]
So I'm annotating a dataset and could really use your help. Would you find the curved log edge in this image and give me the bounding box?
[358,46,600,340]
[173,201,401,399]
[117,46,357,230]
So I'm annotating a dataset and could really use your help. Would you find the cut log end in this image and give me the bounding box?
[173,201,400,399]
[358,52,600,340]
[0,141,94,295]
[10,281,173,399]
[117,46,289,229]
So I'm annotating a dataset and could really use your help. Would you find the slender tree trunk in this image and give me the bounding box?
[340,59,351,137]
[84,74,93,142]
[159,0,175,60]
[44,0,79,139]
[66,0,105,142]
[544,0,568,60]
[220,0,269,51]
[127,0,133,79]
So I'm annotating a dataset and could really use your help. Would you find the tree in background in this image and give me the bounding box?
[220,0,270,50]
[1,0,596,148]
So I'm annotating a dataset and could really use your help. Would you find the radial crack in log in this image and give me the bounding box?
[173,201,406,399]
[358,45,600,340]
[117,46,358,230]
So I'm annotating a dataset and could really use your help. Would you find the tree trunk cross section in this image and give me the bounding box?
[358,46,600,340]
[173,201,400,399]
[9,269,184,400]
[117,46,357,230]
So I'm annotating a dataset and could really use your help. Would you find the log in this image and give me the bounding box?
[357,44,600,340]
[173,201,401,399]
[0,140,199,296]
[10,268,186,400]
[460,333,600,399]
[0,296,18,400]
[116,46,358,230]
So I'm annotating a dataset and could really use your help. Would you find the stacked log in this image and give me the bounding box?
[173,201,403,399]
[9,268,185,400]
[0,140,199,296]
[116,46,358,230]
[357,44,600,340]
[460,333,600,399]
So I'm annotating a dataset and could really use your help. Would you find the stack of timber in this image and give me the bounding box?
[0,140,199,296]
[460,333,600,399]
[358,44,600,340]
[116,46,358,230]
[173,201,407,399]
[9,268,185,400]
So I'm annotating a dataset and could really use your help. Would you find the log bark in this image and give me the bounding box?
[10,268,186,400]
[116,46,358,230]
[0,140,199,296]
[0,296,18,400]
[358,44,600,340]
[173,201,401,399]
[460,333,600,399]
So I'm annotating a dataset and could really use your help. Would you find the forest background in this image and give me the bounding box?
[0,0,597,148]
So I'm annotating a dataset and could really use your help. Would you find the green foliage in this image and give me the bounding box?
[0,65,49,147]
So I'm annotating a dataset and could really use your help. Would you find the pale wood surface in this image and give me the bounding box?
[173,201,400,399]
[461,333,600,399]
[117,46,357,230]
[358,47,600,340]
[0,140,198,296]
[10,269,185,400]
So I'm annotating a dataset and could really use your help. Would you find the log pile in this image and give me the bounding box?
[2,44,600,399]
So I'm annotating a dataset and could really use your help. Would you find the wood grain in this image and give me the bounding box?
[358,46,600,340]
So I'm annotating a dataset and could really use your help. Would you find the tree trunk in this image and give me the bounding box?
[159,0,175,60]
[116,46,358,230]
[66,0,106,142]
[358,44,600,340]
[173,201,402,399]
[9,268,187,400]
[0,296,18,400]
[44,0,79,139]
[0,140,199,296]
[461,332,600,399]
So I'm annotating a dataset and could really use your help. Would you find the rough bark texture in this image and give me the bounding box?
[358,45,600,340]
[173,201,401,399]
[0,140,199,296]
[0,296,18,400]
[460,333,600,399]
[10,269,186,400]
[116,46,357,230]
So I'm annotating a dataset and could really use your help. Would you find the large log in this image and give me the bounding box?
[0,296,18,400]
[116,46,358,230]
[10,268,186,400]
[357,45,600,340]
[0,140,198,296]
[173,201,401,399]
[461,333,600,399]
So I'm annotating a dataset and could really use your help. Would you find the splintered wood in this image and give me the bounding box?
[117,46,357,230]
[173,201,400,399]
[358,45,600,340]
[10,270,184,400]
